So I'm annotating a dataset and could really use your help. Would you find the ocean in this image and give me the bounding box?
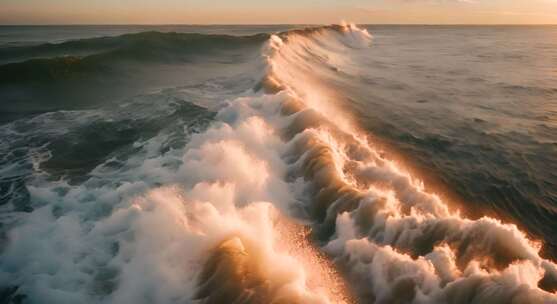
[0,24,556,303]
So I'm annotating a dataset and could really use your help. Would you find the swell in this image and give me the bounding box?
[0,31,269,66]
[0,31,267,124]
[0,31,267,85]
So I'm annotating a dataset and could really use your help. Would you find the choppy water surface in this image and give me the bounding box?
[0,24,556,303]
[336,25,557,256]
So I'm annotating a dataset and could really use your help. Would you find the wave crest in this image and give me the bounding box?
[261,23,557,302]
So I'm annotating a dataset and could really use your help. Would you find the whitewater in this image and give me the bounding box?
[1,24,557,303]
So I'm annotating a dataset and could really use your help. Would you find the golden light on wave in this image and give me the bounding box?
[263,23,557,300]
[268,22,480,220]
[273,216,357,304]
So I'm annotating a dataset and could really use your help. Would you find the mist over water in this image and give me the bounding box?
[0,24,556,303]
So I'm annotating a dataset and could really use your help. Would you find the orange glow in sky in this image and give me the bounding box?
[1,0,557,24]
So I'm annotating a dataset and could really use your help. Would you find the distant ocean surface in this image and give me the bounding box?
[1,25,556,303]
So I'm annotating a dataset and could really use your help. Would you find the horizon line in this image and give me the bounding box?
[2,23,557,26]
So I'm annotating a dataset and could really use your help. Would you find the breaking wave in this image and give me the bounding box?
[1,24,556,303]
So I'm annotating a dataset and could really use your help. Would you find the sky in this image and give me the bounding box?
[1,0,557,25]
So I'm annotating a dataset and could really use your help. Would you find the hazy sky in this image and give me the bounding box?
[1,0,557,25]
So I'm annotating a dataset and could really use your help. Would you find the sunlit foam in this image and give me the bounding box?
[264,23,557,301]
